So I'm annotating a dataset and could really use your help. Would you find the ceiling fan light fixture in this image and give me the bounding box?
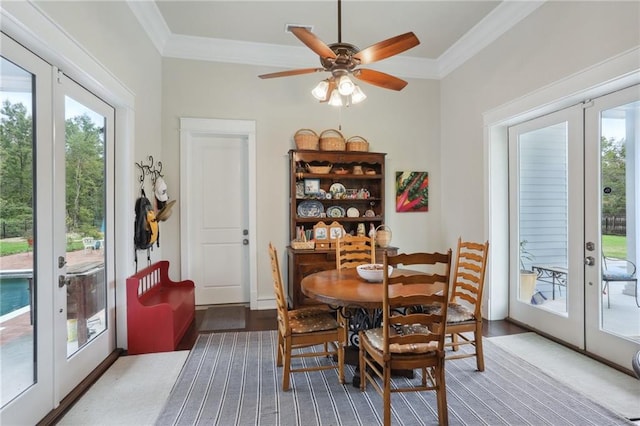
[328,89,343,106]
[350,85,366,104]
[337,75,355,96]
[311,79,329,100]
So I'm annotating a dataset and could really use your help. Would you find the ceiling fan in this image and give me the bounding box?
[258,0,420,104]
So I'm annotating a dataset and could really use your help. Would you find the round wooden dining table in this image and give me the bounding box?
[300,267,443,309]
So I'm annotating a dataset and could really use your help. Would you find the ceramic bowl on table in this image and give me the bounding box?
[356,264,393,282]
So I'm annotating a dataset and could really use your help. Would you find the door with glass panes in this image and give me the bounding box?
[509,86,640,370]
[0,33,115,425]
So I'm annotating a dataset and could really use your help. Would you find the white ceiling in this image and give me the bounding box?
[128,1,544,79]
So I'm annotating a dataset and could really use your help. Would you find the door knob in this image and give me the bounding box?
[584,256,595,266]
[58,275,71,288]
[243,239,249,245]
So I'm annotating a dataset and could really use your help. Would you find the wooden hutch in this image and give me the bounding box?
[287,149,397,308]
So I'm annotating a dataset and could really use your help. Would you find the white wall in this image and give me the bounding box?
[161,59,442,304]
[440,1,640,319]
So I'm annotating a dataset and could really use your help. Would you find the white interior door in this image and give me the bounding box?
[584,85,640,369]
[180,118,256,306]
[508,104,585,348]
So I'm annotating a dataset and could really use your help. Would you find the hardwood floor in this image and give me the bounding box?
[177,306,529,351]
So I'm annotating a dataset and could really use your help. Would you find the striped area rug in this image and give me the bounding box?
[156,331,632,426]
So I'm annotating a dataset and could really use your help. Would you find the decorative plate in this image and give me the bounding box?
[326,205,346,218]
[297,200,324,218]
[329,183,346,199]
[296,181,305,199]
[346,207,360,217]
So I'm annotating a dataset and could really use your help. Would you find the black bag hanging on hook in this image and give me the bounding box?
[134,189,159,269]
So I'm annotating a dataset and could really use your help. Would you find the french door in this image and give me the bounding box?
[509,86,640,370]
[509,104,585,348]
[584,85,639,368]
[0,33,115,424]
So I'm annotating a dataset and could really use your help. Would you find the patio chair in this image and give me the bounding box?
[82,237,95,253]
[268,243,345,391]
[336,234,375,269]
[602,255,638,308]
[359,250,452,426]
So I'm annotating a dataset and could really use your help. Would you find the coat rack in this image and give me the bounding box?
[135,155,163,188]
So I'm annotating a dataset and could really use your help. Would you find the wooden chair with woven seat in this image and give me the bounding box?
[433,237,489,371]
[336,234,376,270]
[359,250,452,426]
[268,242,345,391]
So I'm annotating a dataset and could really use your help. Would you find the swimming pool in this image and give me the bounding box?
[0,273,32,316]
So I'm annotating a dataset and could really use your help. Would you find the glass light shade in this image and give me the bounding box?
[337,75,355,96]
[351,85,367,104]
[311,80,329,100]
[328,89,343,106]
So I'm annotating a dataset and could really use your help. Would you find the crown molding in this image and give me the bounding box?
[437,1,546,78]
[128,1,543,80]
[126,0,171,54]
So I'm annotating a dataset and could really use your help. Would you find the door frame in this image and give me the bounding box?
[484,48,640,322]
[179,118,258,309]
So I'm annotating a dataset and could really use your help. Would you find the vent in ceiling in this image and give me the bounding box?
[285,24,313,34]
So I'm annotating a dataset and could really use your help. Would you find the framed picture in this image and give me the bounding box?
[304,178,320,195]
[396,171,429,212]
[313,221,328,240]
[328,221,345,240]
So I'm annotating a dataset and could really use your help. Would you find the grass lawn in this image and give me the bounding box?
[0,239,84,256]
[602,234,627,259]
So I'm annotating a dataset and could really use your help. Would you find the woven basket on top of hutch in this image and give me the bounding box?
[287,149,397,308]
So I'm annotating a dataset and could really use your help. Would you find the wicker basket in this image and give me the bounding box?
[294,129,319,150]
[319,129,346,151]
[375,224,392,248]
[305,163,333,174]
[346,136,369,152]
[291,240,315,250]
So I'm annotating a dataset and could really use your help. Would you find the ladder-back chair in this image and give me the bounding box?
[268,243,345,391]
[359,250,452,426]
[336,234,376,270]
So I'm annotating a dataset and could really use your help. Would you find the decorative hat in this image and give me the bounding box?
[156,199,176,222]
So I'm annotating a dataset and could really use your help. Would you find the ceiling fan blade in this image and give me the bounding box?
[258,68,324,79]
[290,27,337,59]
[353,69,408,91]
[353,32,420,65]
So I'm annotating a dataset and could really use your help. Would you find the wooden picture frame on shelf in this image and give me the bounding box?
[328,221,345,240]
[313,221,330,249]
[304,178,320,195]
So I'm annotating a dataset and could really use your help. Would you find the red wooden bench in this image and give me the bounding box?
[126,261,195,355]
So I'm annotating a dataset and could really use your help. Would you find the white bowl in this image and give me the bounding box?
[356,264,393,282]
